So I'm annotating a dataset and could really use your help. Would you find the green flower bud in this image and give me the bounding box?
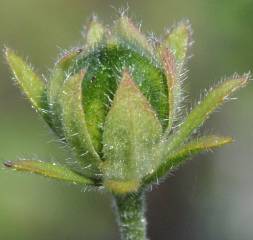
[4,16,249,195]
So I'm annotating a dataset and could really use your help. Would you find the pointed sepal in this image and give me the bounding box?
[160,20,192,63]
[102,71,162,193]
[113,16,153,57]
[169,135,233,165]
[158,21,192,132]
[59,70,101,176]
[161,74,249,159]
[4,48,50,120]
[3,160,95,186]
[161,48,181,132]
[48,48,83,137]
[85,16,105,48]
[144,135,232,184]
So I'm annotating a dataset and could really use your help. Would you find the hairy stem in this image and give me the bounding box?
[113,191,147,240]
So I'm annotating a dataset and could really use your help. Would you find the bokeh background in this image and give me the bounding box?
[0,0,252,239]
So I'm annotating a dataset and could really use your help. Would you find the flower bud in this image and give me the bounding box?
[5,16,248,194]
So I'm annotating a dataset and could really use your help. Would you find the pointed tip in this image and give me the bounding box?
[227,72,251,88]
[117,15,140,35]
[177,18,192,32]
[240,72,251,85]
[121,70,134,86]
[167,18,193,38]
[228,136,234,144]
[114,15,154,56]
[209,135,234,145]
[3,46,12,60]
[89,13,98,22]
[56,48,83,67]
[85,15,105,48]
[122,69,131,78]
[87,14,100,27]
[4,47,22,70]
[3,47,18,63]
[3,45,9,55]
[79,69,86,78]
[115,15,130,31]
[161,19,193,63]
[3,160,14,168]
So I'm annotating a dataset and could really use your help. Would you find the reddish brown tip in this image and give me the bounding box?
[4,161,13,168]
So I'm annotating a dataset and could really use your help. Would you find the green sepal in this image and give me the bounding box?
[48,48,83,137]
[161,48,181,132]
[113,16,154,58]
[160,20,192,63]
[59,70,101,177]
[158,20,192,133]
[4,48,51,125]
[161,74,249,160]
[102,71,162,194]
[144,135,232,184]
[169,135,233,164]
[3,160,95,186]
[85,16,105,48]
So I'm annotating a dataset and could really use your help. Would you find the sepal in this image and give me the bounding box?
[59,70,101,176]
[102,71,162,193]
[160,20,192,63]
[144,135,232,184]
[161,74,249,160]
[161,48,181,132]
[85,16,105,48]
[113,16,153,58]
[3,160,96,185]
[5,48,51,124]
[48,48,83,136]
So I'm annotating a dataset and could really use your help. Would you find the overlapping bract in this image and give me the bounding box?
[4,16,249,194]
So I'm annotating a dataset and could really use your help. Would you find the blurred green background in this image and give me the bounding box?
[0,0,252,239]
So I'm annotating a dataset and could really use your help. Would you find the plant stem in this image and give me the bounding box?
[113,191,147,240]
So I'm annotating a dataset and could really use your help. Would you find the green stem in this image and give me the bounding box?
[113,191,147,240]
